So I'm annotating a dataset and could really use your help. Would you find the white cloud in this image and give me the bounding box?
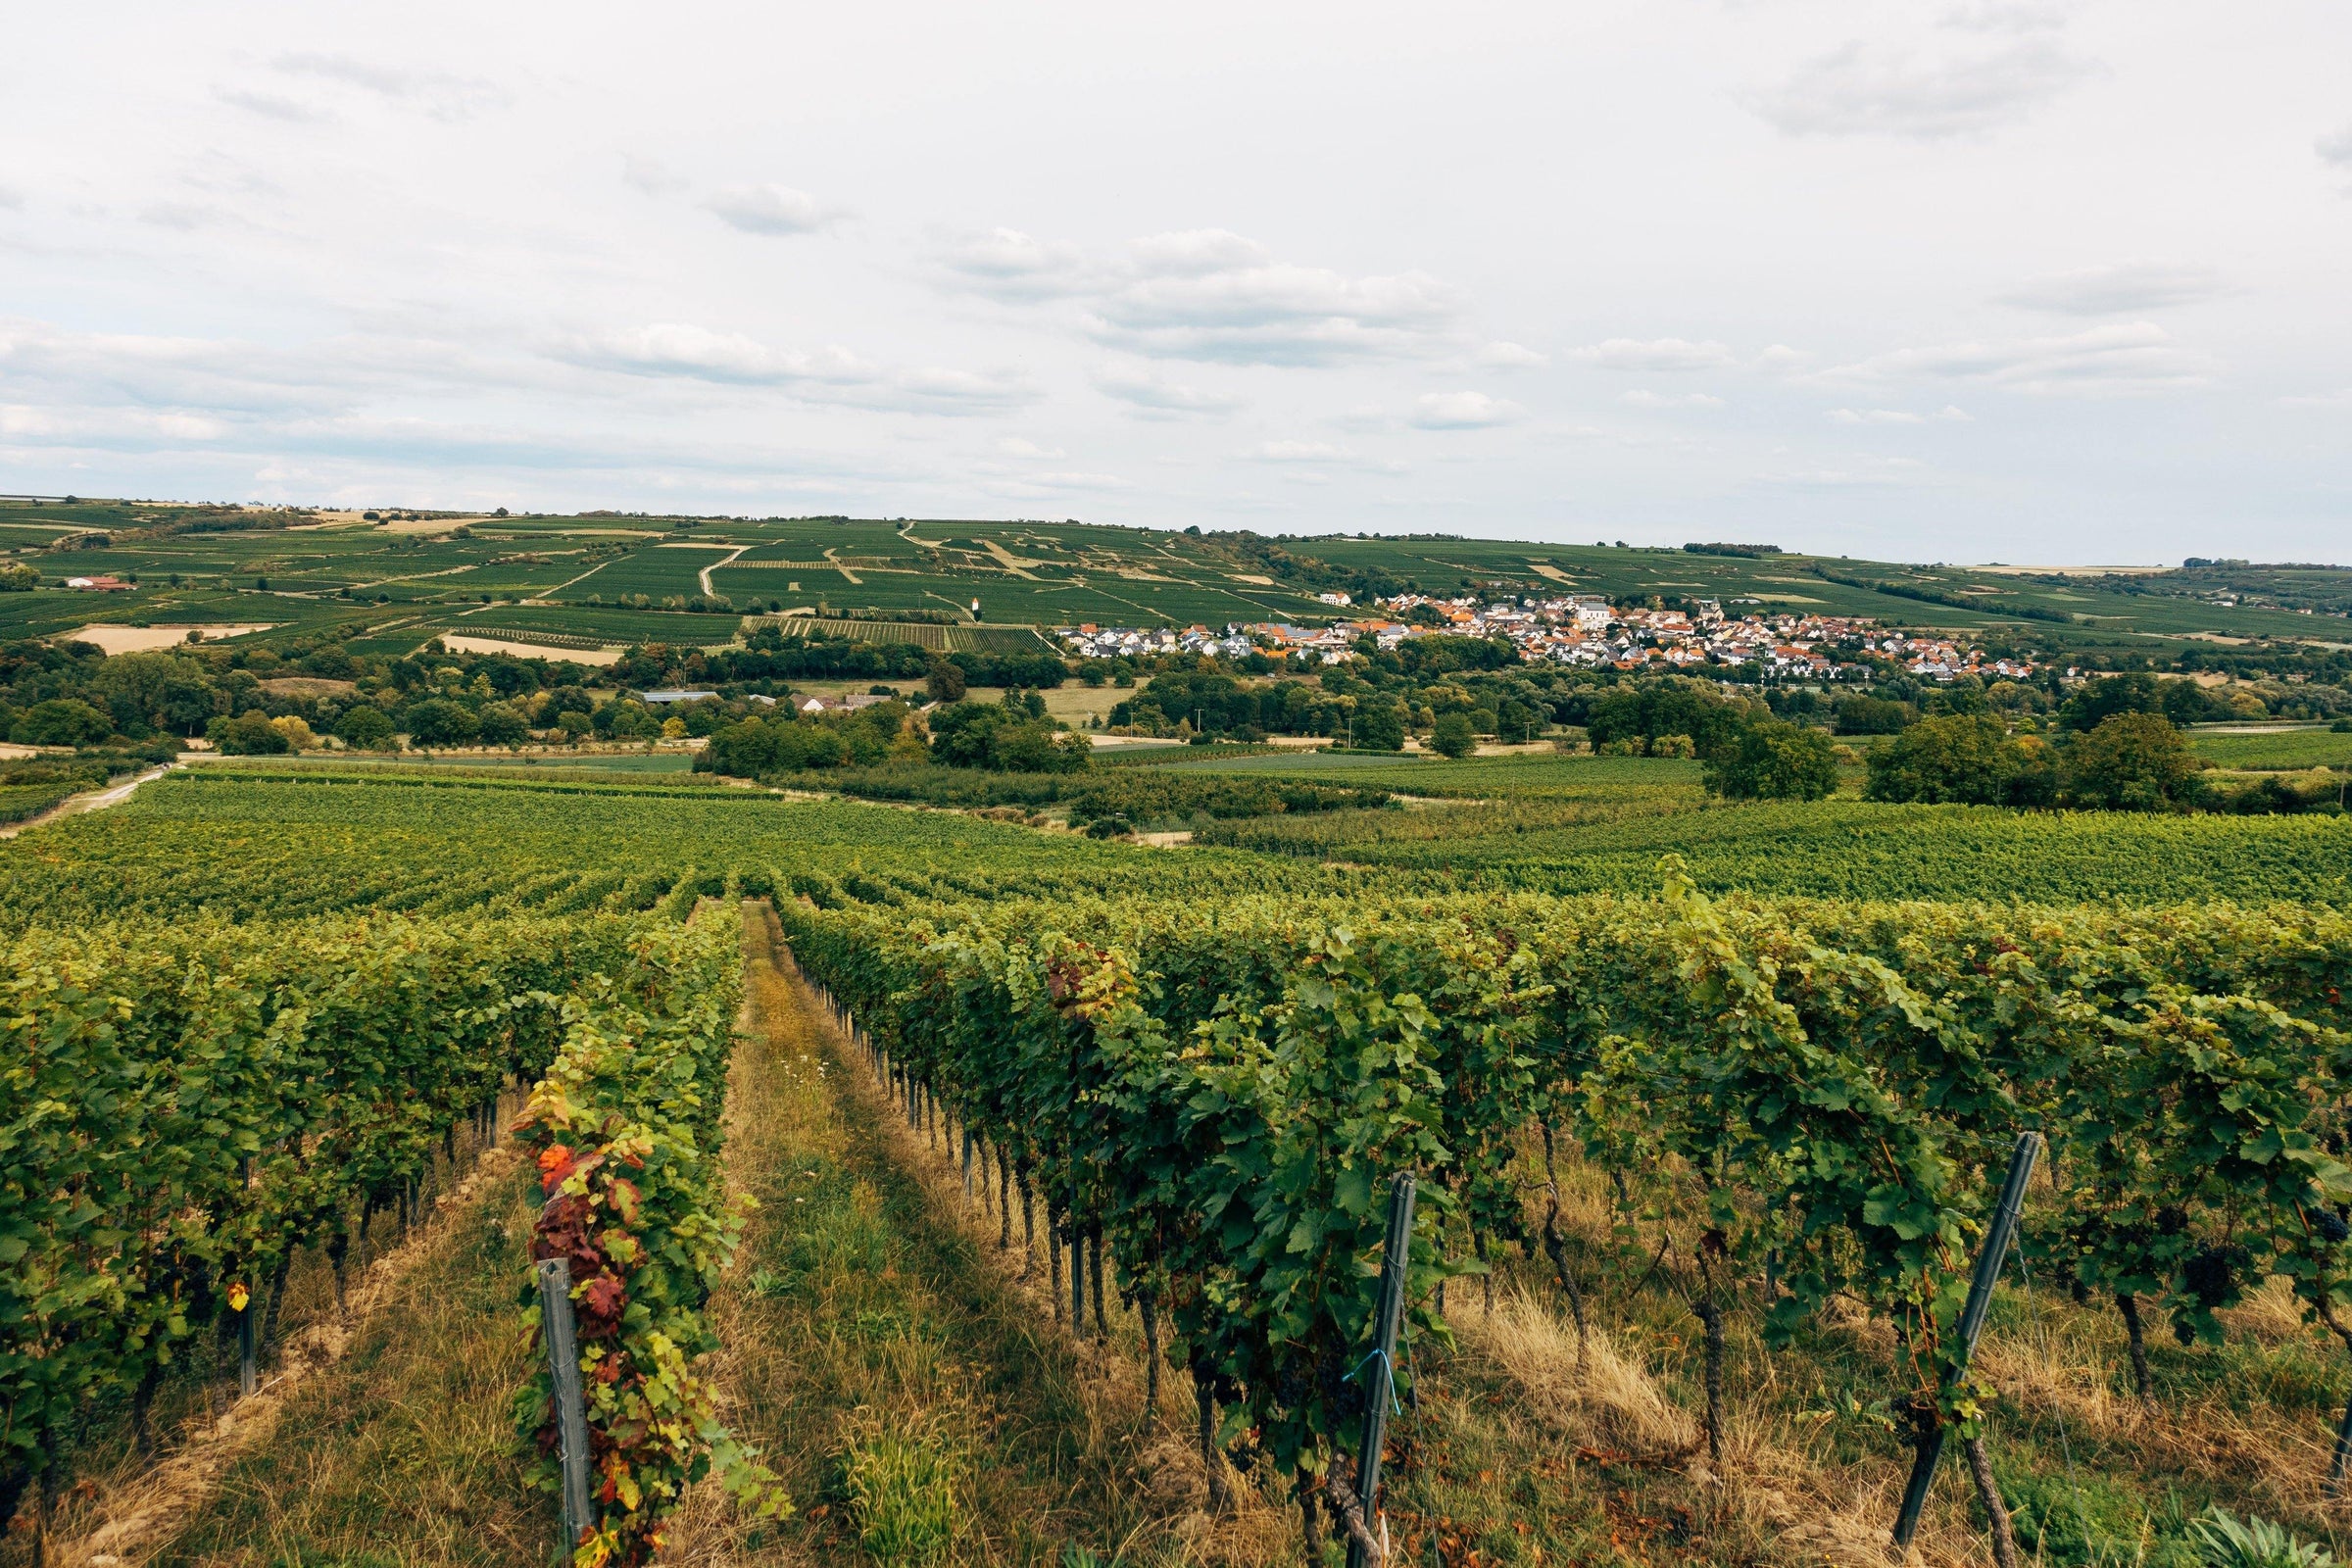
[216,85,334,124]
[2279,389,2352,408]
[2321,125,2352,171]
[1410,391,1525,429]
[270,53,506,122]
[1089,258,1458,366]
[1815,321,2206,396]
[1474,341,1548,369]
[1938,1,2072,33]
[943,225,1461,365]
[1830,407,1923,423]
[996,437,1065,458]
[622,155,688,197]
[556,322,1035,413]
[1126,227,1267,275]
[0,186,20,210]
[1574,336,1738,371]
[1623,389,1725,408]
[936,227,1095,301]
[704,184,836,236]
[1091,368,1245,417]
[1249,440,1353,462]
[1995,261,2227,314]
[1744,37,2094,140]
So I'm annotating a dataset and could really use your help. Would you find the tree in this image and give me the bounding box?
[15,699,113,748]
[403,699,480,748]
[2062,711,2204,810]
[1702,719,1838,801]
[2060,672,2162,731]
[0,564,36,591]
[1836,694,1914,735]
[926,660,966,705]
[477,704,530,747]
[335,705,396,750]
[206,711,290,755]
[1350,696,1406,752]
[1865,713,2020,805]
[1430,711,1477,759]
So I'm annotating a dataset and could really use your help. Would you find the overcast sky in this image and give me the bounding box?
[4,1,2348,563]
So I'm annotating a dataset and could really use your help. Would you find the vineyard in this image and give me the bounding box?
[3,769,2351,1566]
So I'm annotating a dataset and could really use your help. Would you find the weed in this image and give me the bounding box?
[841,1421,963,1565]
[2191,1508,2339,1568]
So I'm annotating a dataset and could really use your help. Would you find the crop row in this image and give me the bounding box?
[0,900,732,1542]
[771,872,2352,1544]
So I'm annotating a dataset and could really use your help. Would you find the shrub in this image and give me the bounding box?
[334,705,396,750]
[2062,711,2203,811]
[403,698,480,748]
[1430,711,1476,759]
[207,711,291,755]
[14,698,114,748]
[1702,719,1838,801]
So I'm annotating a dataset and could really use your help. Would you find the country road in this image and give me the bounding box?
[0,763,177,840]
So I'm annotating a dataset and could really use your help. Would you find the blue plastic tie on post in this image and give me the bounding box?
[1347,1347,1401,1415]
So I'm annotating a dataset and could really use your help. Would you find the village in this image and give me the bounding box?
[1056,590,2034,683]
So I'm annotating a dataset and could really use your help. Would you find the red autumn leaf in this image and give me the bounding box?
[579,1271,627,1327]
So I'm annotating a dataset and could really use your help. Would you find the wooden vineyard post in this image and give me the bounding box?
[1889,1133,2040,1557]
[1340,1172,1415,1568]
[535,1258,595,1561]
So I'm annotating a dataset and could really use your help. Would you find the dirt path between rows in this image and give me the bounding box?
[45,1124,526,1567]
[0,763,175,841]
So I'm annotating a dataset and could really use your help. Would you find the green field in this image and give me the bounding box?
[2188,726,2352,770]
[6,766,2351,1568]
[5,498,2351,662]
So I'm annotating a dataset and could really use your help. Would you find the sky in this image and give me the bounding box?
[2,0,2349,564]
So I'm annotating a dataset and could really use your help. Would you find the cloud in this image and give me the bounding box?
[556,322,1035,414]
[1410,391,1525,429]
[703,184,836,236]
[1744,37,2094,140]
[936,227,1095,302]
[216,85,335,124]
[622,155,688,197]
[980,470,1134,498]
[996,437,1065,458]
[1574,336,1737,371]
[1623,389,1724,409]
[1474,341,1548,369]
[2321,125,2352,171]
[1249,440,1353,462]
[1938,1,2072,32]
[941,225,1462,365]
[270,53,506,122]
[1831,405,1975,423]
[2279,389,2352,408]
[0,186,20,211]
[1815,321,2206,396]
[1089,256,1459,366]
[1757,458,1936,490]
[1092,368,1245,417]
[1126,227,1267,275]
[1995,261,2227,314]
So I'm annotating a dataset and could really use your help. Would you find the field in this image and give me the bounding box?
[2188,726,2352,770]
[5,703,2352,1567]
[8,499,2352,665]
